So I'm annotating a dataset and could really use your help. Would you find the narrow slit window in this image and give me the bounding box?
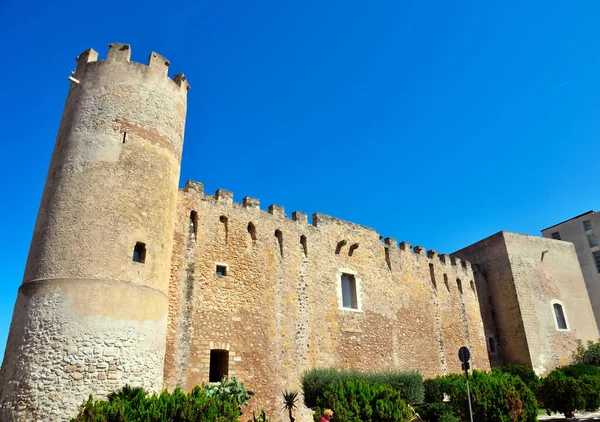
[247,222,257,241]
[443,274,450,292]
[300,235,308,256]
[429,263,437,291]
[219,216,228,242]
[457,279,463,294]
[488,337,496,354]
[190,211,198,238]
[133,242,146,263]
[209,350,229,382]
[470,280,475,292]
[275,229,284,257]
[122,132,127,144]
[341,273,358,309]
[553,303,568,330]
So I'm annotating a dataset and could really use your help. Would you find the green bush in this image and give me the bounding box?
[301,368,424,408]
[560,364,600,378]
[312,379,416,422]
[414,402,454,422]
[573,339,600,366]
[425,371,537,422]
[493,365,541,393]
[538,369,600,418]
[72,383,246,421]
[438,413,461,422]
[423,375,461,403]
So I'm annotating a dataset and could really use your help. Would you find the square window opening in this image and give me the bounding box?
[341,273,358,309]
[216,265,227,277]
[551,232,561,240]
[588,234,598,248]
[133,242,146,263]
[209,349,229,382]
[584,220,593,232]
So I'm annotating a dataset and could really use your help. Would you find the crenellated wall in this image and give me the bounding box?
[164,181,490,419]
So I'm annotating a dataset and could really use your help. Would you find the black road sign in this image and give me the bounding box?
[458,346,470,363]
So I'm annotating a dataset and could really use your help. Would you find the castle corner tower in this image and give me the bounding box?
[0,43,190,421]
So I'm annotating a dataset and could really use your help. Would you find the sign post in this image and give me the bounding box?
[458,346,474,422]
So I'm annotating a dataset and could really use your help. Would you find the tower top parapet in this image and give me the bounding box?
[74,43,190,91]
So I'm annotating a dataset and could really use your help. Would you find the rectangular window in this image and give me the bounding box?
[551,232,561,240]
[209,350,229,382]
[594,251,600,273]
[553,303,568,330]
[583,220,593,232]
[341,273,358,309]
[589,234,599,248]
[488,337,496,354]
[216,265,227,277]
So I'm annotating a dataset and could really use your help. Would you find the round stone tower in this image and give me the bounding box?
[0,43,190,421]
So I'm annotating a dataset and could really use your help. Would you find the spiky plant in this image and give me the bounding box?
[282,389,299,422]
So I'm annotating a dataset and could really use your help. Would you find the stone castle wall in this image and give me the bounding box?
[164,181,490,418]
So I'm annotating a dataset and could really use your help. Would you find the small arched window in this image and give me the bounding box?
[275,229,284,257]
[552,301,568,330]
[190,211,198,239]
[219,216,228,242]
[443,274,450,292]
[300,235,308,257]
[247,222,257,241]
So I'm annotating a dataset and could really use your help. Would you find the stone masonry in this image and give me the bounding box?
[0,43,595,421]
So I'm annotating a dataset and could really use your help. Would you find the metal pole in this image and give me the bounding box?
[464,366,474,422]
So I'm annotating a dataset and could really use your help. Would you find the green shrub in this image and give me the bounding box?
[423,375,461,403]
[301,368,424,408]
[493,365,540,393]
[538,369,600,418]
[425,371,537,422]
[560,364,600,378]
[438,413,461,422]
[414,402,454,422]
[573,339,600,366]
[72,384,245,421]
[312,379,416,422]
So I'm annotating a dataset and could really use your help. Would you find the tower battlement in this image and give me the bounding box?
[74,43,190,91]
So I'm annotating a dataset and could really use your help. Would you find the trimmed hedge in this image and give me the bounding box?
[424,371,537,422]
[302,368,424,408]
[560,364,600,378]
[538,368,600,418]
[493,365,540,393]
[312,379,416,422]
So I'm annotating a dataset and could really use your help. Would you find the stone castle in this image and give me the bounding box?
[0,44,597,421]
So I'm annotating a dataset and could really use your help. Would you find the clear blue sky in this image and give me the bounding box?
[0,1,599,358]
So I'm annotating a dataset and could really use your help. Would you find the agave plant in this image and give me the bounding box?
[106,384,146,403]
[282,389,299,422]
